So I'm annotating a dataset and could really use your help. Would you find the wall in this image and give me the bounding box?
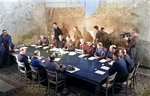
[0,0,47,45]
[46,0,150,67]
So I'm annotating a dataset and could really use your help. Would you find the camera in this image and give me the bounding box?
[120,32,131,38]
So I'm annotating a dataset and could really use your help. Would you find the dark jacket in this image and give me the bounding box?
[109,58,128,83]
[54,27,63,40]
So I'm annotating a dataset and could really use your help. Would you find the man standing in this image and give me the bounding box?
[1,30,14,51]
[53,22,63,40]
[124,29,139,62]
[93,25,101,44]
[56,35,66,48]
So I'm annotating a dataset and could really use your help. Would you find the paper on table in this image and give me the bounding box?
[55,58,61,61]
[68,52,76,56]
[99,59,107,63]
[31,44,37,47]
[108,61,115,65]
[95,70,105,75]
[67,67,80,73]
[13,49,19,51]
[101,66,110,70]
[78,54,85,58]
[43,46,49,49]
[88,57,95,60]
[50,47,58,51]
[35,45,42,48]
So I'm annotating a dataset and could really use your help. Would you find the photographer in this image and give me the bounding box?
[124,29,140,62]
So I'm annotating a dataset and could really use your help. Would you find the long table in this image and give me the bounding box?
[12,46,112,96]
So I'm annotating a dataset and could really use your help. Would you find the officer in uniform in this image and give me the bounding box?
[39,35,48,46]
[83,41,95,57]
[56,35,66,48]
[49,35,56,48]
[64,36,75,51]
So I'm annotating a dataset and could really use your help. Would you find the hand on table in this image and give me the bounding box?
[107,58,112,62]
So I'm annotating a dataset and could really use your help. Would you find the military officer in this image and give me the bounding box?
[56,35,66,48]
[64,36,75,51]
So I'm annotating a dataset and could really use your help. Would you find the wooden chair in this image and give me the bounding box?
[17,60,31,84]
[46,69,65,95]
[30,65,47,89]
[101,72,117,96]
[122,68,135,96]
[132,62,140,89]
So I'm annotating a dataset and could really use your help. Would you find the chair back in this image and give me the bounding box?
[30,65,39,79]
[106,72,117,89]
[15,56,27,73]
[46,69,58,82]
[75,49,83,54]
[134,62,140,76]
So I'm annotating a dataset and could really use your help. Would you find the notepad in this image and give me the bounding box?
[68,52,76,56]
[55,58,61,61]
[35,45,42,48]
[43,46,49,49]
[108,61,115,65]
[99,59,107,63]
[50,48,58,51]
[78,54,85,58]
[88,57,95,60]
[31,44,37,47]
[95,70,105,75]
[67,67,80,73]
[101,66,110,70]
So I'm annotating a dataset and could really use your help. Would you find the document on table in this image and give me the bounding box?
[88,57,95,60]
[54,58,61,61]
[101,66,110,70]
[31,44,37,47]
[50,47,58,51]
[68,52,76,56]
[67,67,80,73]
[95,70,105,75]
[43,46,49,49]
[13,49,19,51]
[108,61,115,65]
[78,54,85,58]
[35,45,42,48]
[99,59,107,63]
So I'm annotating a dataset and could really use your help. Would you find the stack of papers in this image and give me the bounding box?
[55,58,61,61]
[43,46,49,49]
[108,61,115,65]
[88,57,95,60]
[78,54,85,58]
[31,44,37,47]
[35,45,42,48]
[95,70,105,75]
[67,67,80,73]
[101,66,110,70]
[56,48,63,52]
[50,47,58,51]
[68,52,76,56]
[13,49,19,51]
[99,59,107,63]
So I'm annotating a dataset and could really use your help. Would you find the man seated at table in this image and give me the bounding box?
[18,47,31,71]
[45,54,67,80]
[64,36,75,51]
[109,50,128,83]
[39,34,48,46]
[30,50,47,79]
[56,35,66,48]
[49,35,56,48]
[80,39,86,50]
[119,47,134,73]
[94,42,107,60]
[83,41,95,57]
[106,45,117,62]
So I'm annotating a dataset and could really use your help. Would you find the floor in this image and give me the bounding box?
[0,79,14,92]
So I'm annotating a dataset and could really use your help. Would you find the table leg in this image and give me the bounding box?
[95,84,100,96]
